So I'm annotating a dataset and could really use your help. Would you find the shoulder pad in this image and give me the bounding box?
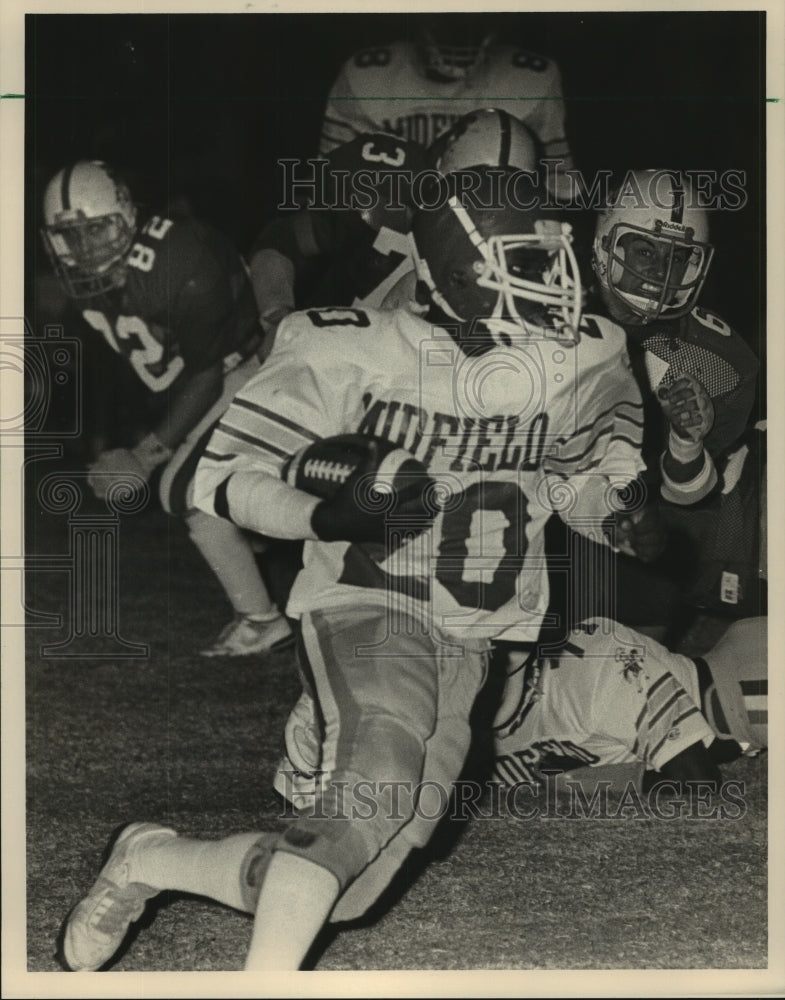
[277,306,377,345]
[346,42,401,76]
[493,43,555,76]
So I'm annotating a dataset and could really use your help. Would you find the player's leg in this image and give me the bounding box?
[243,606,489,967]
[159,357,293,657]
[60,823,278,971]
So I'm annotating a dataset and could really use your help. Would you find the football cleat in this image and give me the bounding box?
[60,822,177,972]
[199,611,294,658]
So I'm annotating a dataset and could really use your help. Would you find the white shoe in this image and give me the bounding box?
[200,612,294,658]
[60,822,177,971]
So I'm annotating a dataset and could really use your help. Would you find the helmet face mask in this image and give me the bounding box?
[601,221,713,323]
[41,161,137,299]
[474,227,582,346]
[412,170,583,351]
[592,169,714,325]
[417,18,495,82]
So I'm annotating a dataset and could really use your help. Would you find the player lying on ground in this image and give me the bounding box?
[60,166,658,971]
[491,615,767,793]
[40,160,292,656]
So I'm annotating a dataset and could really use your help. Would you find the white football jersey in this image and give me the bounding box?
[195,306,643,641]
[493,618,716,784]
[320,41,571,168]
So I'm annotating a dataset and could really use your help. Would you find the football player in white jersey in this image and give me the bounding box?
[60,168,653,972]
[320,15,572,198]
[492,615,767,794]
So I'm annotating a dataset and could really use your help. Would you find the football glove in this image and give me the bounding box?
[310,439,436,544]
[657,373,715,445]
[613,504,667,563]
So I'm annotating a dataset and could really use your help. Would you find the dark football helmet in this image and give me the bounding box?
[592,169,714,324]
[41,160,137,298]
[411,167,582,349]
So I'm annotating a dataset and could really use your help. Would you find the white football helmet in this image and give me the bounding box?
[411,167,582,349]
[430,108,539,176]
[592,169,714,323]
[703,616,767,755]
[41,160,137,298]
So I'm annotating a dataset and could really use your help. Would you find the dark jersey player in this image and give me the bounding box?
[248,109,541,341]
[554,168,762,641]
[40,160,293,657]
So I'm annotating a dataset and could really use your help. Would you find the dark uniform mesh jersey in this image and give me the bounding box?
[292,133,429,310]
[625,305,759,478]
[547,304,761,633]
[80,214,260,394]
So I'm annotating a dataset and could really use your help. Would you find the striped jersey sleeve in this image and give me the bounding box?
[192,312,361,514]
[633,671,714,770]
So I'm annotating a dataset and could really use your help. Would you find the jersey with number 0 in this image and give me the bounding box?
[299,132,428,310]
[79,215,260,393]
[492,617,716,785]
[626,306,759,472]
[320,41,571,168]
[195,305,644,641]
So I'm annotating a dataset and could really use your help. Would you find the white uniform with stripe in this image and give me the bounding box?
[195,305,644,642]
[320,41,572,168]
[492,617,716,788]
[193,305,643,916]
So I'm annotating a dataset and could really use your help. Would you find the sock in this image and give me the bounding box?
[244,852,340,970]
[130,832,273,913]
[185,510,274,617]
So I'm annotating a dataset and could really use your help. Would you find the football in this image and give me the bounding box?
[281,433,432,502]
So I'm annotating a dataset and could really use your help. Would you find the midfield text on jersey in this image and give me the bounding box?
[357,392,549,474]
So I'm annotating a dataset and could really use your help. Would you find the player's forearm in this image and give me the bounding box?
[213,470,320,540]
[660,431,718,505]
[153,363,223,451]
[247,247,297,335]
[248,214,319,334]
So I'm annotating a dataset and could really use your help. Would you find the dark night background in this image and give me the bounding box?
[24,10,767,420]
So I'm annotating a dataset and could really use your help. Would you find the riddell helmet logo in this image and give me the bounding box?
[654,219,693,239]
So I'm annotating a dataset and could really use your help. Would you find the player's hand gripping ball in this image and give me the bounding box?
[282,433,438,544]
[657,372,715,444]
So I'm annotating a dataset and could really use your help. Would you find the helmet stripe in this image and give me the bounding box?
[498,110,512,168]
[670,171,685,224]
[60,163,74,211]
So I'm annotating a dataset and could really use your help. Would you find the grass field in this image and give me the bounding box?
[18,454,772,986]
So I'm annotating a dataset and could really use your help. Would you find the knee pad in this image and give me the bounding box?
[238,833,277,913]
